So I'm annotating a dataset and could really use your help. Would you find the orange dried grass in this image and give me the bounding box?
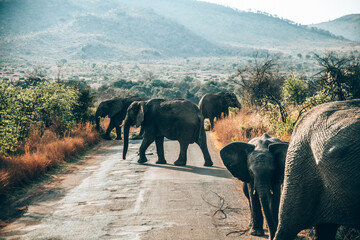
[212,108,272,149]
[0,123,100,196]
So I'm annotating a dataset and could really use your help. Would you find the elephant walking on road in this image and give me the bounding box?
[122,98,213,167]
[274,100,360,240]
[199,92,241,129]
[95,96,145,140]
[220,133,288,239]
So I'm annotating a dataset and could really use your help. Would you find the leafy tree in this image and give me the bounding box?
[233,56,288,123]
[313,52,360,101]
[66,80,96,123]
[21,66,47,88]
[0,80,81,155]
[282,74,308,105]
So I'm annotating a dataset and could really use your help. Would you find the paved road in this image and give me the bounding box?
[0,134,266,240]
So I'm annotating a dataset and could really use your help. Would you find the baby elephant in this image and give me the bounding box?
[220,133,288,239]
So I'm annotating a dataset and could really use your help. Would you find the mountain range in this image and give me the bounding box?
[0,0,358,61]
[310,14,360,42]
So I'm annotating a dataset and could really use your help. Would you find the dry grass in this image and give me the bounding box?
[212,108,277,149]
[0,123,100,196]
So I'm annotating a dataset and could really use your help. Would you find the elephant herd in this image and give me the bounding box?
[95,94,360,240]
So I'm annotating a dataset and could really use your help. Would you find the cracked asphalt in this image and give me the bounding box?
[0,134,265,240]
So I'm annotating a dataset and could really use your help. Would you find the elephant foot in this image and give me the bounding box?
[156,159,167,164]
[103,135,112,140]
[204,160,213,167]
[137,158,148,164]
[174,159,186,166]
[115,137,122,140]
[250,228,264,236]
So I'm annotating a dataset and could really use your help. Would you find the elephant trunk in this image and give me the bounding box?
[258,187,278,240]
[123,122,130,160]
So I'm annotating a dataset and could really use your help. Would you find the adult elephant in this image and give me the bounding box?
[122,98,213,167]
[220,133,288,239]
[199,92,241,129]
[274,100,360,240]
[95,96,145,140]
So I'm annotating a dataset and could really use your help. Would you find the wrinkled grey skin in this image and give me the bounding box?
[220,133,288,239]
[274,100,360,240]
[199,92,241,129]
[95,96,145,140]
[123,98,213,167]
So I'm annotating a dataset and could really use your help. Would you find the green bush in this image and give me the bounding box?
[282,74,308,105]
[0,80,95,156]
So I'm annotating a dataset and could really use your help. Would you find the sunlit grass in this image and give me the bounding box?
[212,108,276,149]
[0,123,99,196]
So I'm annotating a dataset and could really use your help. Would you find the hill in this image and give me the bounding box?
[310,14,360,42]
[123,0,350,48]
[0,0,358,61]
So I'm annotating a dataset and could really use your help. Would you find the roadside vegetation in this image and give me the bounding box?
[212,52,360,240]
[0,77,99,197]
[0,51,359,239]
[213,51,360,147]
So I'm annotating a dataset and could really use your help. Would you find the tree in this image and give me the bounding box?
[313,52,360,101]
[233,55,288,123]
[22,66,47,88]
[282,74,308,105]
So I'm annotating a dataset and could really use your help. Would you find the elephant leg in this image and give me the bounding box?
[104,118,115,140]
[115,125,122,140]
[315,223,339,240]
[248,185,264,236]
[155,136,166,164]
[174,141,189,166]
[138,135,155,164]
[270,184,281,224]
[195,128,213,166]
[242,183,253,227]
[210,117,215,130]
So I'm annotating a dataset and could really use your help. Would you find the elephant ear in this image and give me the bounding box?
[269,142,289,184]
[108,100,124,118]
[135,101,147,128]
[220,142,255,183]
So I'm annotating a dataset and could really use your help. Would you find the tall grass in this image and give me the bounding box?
[0,123,99,197]
[212,107,290,149]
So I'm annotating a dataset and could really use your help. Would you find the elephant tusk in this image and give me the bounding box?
[253,190,256,196]
[270,189,274,195]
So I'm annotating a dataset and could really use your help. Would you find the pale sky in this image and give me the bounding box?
[198,0,360,25]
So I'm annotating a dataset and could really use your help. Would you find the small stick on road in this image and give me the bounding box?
[201,191,227,219]
[226,227,250,236]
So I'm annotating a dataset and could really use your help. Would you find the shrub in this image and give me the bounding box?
[0,124,99,196]
[282,74,308,105]
[0,80,95,156]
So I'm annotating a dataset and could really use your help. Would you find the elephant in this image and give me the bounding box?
[220,133,288,239]
[95,96,145,140]
[122,98,213,167]
[199,92,241,129]
[274,100,360,240]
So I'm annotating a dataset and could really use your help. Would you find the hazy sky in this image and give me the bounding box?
[199,0,360,25]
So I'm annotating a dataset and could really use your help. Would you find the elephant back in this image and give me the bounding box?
[158,99,202,143]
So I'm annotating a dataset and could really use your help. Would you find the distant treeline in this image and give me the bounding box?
[100,76,236,104]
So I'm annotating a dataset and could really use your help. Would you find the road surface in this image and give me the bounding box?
[0,134,266,239]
